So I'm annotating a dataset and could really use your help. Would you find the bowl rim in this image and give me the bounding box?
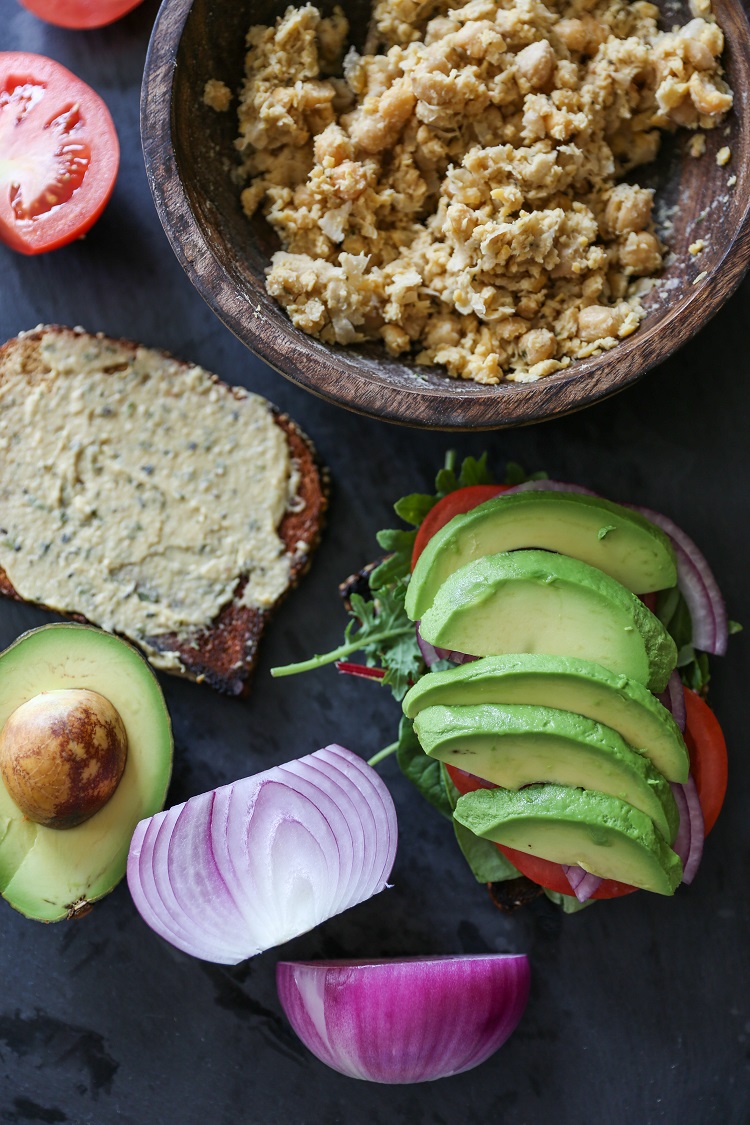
[141,0,750,430]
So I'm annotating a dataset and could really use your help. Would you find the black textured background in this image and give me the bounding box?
[0,3,748,1121]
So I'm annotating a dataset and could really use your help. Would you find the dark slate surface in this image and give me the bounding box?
[0,4,748,1122]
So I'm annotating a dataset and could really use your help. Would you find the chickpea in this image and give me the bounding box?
[578,305,623,341]
[519,328,557,364]
[515,40,556,89]
[604,185,653,237]
[619,231,662,275]
[381,325,411,353]
[314,124,353,166]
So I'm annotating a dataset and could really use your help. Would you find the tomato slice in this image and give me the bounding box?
[411,485,511,570]
[19,0,144,29]
[446,688,728,899]
[683,688,727,835]
[0,53,119,254]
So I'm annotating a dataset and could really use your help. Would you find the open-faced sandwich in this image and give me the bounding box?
[273,454,733,911]
[0,326,328,694]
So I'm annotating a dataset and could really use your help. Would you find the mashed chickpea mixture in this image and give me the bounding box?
[234,0,732,383]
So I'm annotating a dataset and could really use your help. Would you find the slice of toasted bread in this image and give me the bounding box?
[0,325,329,695]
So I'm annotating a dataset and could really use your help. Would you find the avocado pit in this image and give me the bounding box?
[0,688,128,830]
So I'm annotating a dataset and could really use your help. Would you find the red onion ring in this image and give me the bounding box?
[505,480,598,496]
[629,505,728,656]
[127,746,397,964]
[562,865,603,902]
[670,777,705,885]
[657,669,687,732]
[415,622,476,667]
[277,954,530,1083]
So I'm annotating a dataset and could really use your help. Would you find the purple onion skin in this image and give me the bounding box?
[277,954,530,1084]
[657,670,687,732]
[562,865,603,903]
[415,623,476,668]
[670,778,704,885]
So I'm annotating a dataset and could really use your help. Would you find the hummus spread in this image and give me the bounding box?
[0,331,294,670]
[236,0,733,384]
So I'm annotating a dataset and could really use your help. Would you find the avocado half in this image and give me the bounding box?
[0,624,173,922]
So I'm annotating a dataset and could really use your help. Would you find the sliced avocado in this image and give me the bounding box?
[0,624,173,922]
[418,550,677,693]
[414,703,679,841]
[405,490,676,621]
[402,654,689,782]
[454,784,683,895]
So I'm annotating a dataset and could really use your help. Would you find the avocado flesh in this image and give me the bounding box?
[402,654,689,782]
[414,703,679,842]
[0,624,173,922]
[418,550,677,693]
[454,784,683,895]
[405,490,677,621]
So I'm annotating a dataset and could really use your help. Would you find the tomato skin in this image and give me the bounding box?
[20,0,144,29]
[0,53,119,254]
[683,688,727,836]
[446,689,728,899]
[411,485,511,570]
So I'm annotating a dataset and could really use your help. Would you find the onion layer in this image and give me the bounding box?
[670,777,705,885]
[127,746,397,964]
[562,865,602,903]
[629,505,728,656]
[277,953,530,1083]
[415,622,475,667]
[657,670,687,732]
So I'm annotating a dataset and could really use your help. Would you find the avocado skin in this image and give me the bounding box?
[454,784,683,895]
[405,490,677,621]
[419,550,677,693]
[0,624,173,922]
[402,653,689,783]
[414,702,680,842]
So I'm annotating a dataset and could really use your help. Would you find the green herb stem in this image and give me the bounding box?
[270,625,415,678]
[367,742,400,767]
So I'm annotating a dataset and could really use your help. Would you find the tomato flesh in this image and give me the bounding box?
[20,0,144,30]
[411,485,511,570]
[445,687,727,899]
[0,54,119,254]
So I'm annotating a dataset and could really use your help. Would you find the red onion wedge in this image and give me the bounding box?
[276,954,530,1083]
[657,670,687,732]
[670,777,705,885]
[629,505,728,656]
[562,865,603,903]
[126,746,397,965]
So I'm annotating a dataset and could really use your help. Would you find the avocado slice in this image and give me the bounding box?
[0,624,173,921]
[402,654,689,782]
[418,550,677,693]
[454,784,683,895]
[405,490,676,621]
[414,703,679,841]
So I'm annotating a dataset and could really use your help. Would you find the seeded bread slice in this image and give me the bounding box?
[0,325,329,696]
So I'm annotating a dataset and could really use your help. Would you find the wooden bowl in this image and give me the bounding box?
[142,0,750,429]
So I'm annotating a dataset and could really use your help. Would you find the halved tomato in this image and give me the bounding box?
[411,485,511,570]
[0,53,119,254]
[20,0,144,30]
[446,688,727,899]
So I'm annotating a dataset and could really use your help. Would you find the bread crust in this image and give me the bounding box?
[0,325,329,696]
